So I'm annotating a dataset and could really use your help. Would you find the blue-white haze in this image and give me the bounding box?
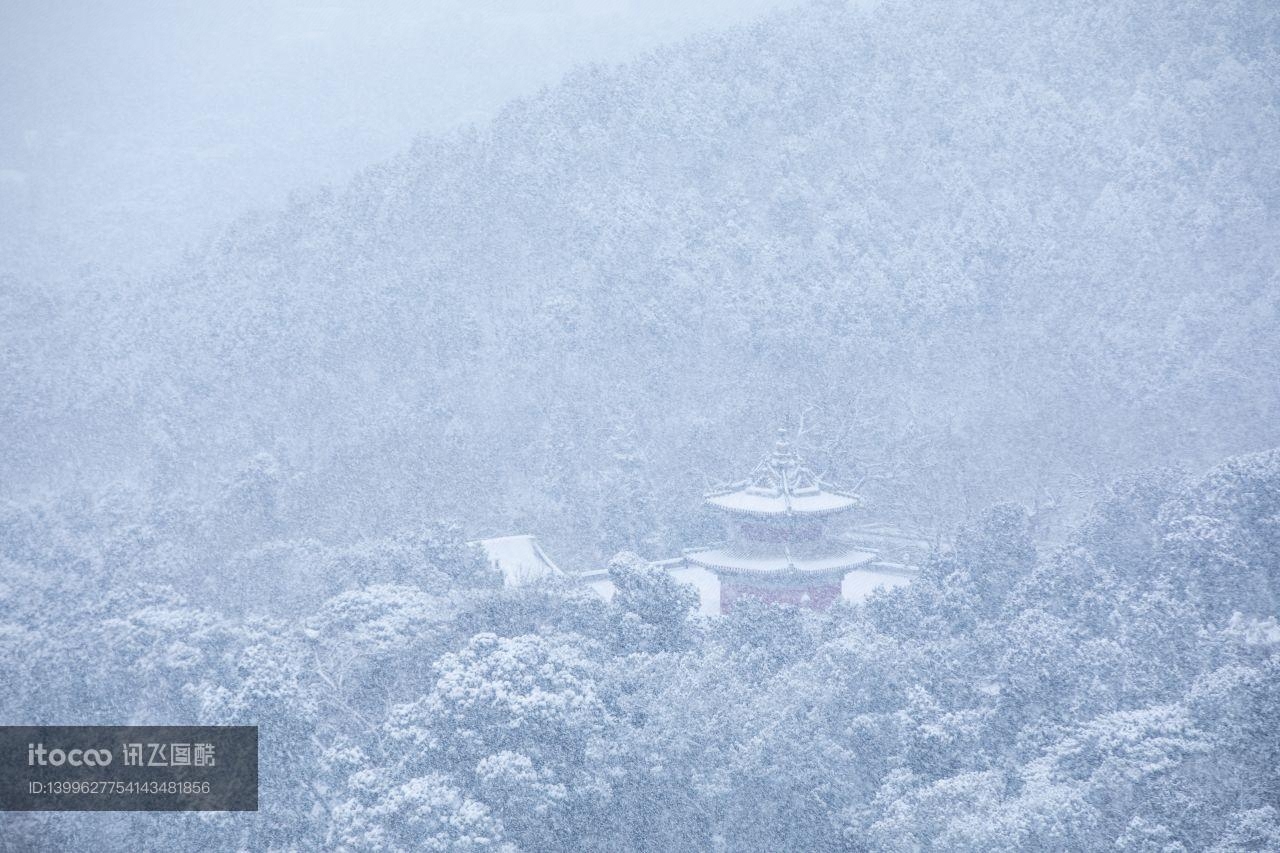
[1,0,1278,849]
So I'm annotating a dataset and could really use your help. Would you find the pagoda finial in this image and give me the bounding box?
[702,426,860,516]
[771,427,797,471]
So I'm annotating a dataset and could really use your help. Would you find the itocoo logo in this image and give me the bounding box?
[27,743,113,767]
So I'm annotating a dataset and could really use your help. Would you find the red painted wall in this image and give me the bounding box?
[719,579,842,613]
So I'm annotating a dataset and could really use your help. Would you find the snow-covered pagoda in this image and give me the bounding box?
[686,429,877,613]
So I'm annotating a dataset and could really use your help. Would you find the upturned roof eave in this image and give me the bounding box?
[685,550,876,577]
[702,495,862,517]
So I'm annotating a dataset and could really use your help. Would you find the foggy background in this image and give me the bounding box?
[3,0,1278,571]
[2,1,1279,850]
[0,0,802,279]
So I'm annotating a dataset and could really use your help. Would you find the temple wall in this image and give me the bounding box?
[718,578,843,613]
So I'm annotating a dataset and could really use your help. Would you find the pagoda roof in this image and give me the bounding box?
[685,544,876,577]
[705,429,861,517]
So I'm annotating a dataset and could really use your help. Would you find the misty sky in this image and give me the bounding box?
[0,0,802,274]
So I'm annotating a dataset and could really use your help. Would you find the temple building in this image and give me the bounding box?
[684,429,877,612]
[470,534,565,586]
[519,430,922,614]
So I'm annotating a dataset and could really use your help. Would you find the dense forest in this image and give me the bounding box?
[3,449,1278,849]
[2,0,1279,848]
[4,0,1278,567]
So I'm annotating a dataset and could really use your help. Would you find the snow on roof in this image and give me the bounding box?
[684,545,877,576]
[668,565,722,615]
[706,488,859,516]
[582,559,914,613]
[585,564,722,617]
[842,567,914,600]
[705,429,861,516]
[470,534,565,587]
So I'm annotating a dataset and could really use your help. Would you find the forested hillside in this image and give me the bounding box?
[5,0,1278,564]
[3,1,1279,846]
[3,448,1278,850]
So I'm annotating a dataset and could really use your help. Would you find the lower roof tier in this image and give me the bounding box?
[705,487,860,517]
[685,545,877,578]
